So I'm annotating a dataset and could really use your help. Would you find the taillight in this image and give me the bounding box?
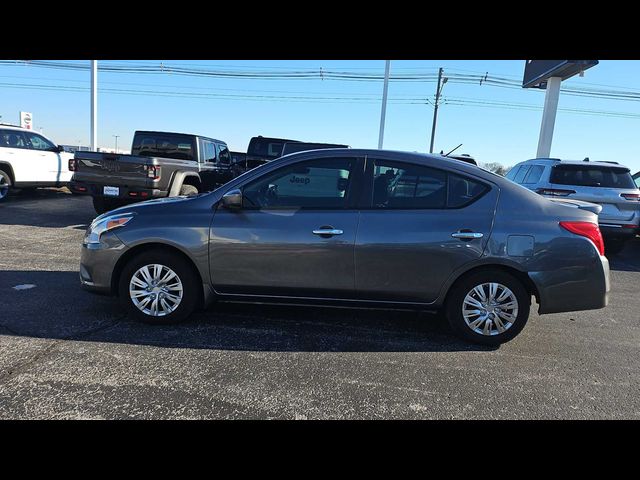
[537,188,576,197]
[560,221,605,256]
[144,165,161,180]
[69,159,78,171]
[620,193,640,201]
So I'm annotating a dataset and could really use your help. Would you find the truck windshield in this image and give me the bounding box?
[132,133,196,161]
[247,137,300,159]
[550,164,635,188]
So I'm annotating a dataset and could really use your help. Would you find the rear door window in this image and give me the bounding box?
[370,160,488,209]
[550,165,635,188]
[0,129,28,149]
[513,165,531,184]
[217,144,231,165]
[522,165,544,184]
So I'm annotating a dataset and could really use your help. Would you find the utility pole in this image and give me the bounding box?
[378,60,391,149]
[91,60,97,151]
[113,135,120,153]
[429,67,446,154]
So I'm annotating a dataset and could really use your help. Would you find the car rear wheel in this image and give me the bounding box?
[118,250,200,325]
[179,184,199,196]
[446,269,530,346]
[0,170,11,202]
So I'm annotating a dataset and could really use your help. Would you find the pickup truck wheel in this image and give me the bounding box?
[446,269,530,346]
[118,250,199,325]
[0,170,11,202]
[179,184,199,196]
[92,196,121,215]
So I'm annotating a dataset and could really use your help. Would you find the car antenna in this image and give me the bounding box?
[444,143,463,157]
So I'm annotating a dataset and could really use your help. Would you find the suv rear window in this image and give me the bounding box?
[132,133,196,161]
[550,164,635,189]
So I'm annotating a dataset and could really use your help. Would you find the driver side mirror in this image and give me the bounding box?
[55,145,66,153]
[222,189,243,210]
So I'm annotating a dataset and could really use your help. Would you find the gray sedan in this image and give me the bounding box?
[79,149,610,345]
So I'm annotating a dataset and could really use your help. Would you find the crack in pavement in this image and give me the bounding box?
[0,315,126,384]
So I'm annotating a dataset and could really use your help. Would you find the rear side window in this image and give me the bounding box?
[505,165,519,181]
[513,165,531,184]
[371,160,488,209]
[132,133,196,161]
[522,165,545,184]
[550,165,635,189]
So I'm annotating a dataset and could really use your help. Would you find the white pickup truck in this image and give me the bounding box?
[0,124,74,201]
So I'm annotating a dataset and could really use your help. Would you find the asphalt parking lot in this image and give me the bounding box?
[0,188,639,419]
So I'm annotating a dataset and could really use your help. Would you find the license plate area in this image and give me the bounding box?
[103,186,119,196]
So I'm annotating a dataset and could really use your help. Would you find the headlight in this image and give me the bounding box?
[84,212,135,245]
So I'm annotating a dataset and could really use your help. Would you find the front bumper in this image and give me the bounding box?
[79,231,128,295]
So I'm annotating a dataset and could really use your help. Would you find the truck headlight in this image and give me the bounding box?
[84,212,135,245]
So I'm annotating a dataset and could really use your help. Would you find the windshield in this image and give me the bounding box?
[550,164,635,189]
[247,138,299,159]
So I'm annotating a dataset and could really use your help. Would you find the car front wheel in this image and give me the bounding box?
[118,250,200,325]
[0,169,11,202]
[446,269,530,346]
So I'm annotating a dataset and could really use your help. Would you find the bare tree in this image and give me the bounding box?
[481,162,511,176]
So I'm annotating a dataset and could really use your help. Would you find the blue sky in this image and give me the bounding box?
[1,60,639,171]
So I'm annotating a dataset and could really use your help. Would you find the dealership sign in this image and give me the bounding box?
[20,111,33,130]
[522,60,598,89]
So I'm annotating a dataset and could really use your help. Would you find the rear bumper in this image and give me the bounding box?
[70,180,168,199]
[530,254,610,315]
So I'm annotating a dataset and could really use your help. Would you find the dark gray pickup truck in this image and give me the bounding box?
[70,131,233,214]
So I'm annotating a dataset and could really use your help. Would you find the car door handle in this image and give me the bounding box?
[451,231,484,240]
[313,228,343,236]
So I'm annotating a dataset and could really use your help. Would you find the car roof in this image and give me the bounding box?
[277,148,503,179]
[0,124,32,132]
[521,158,627,169]
[0,124,57,143]
[135,130,226,144]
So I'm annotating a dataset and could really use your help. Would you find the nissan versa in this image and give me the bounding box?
[79,149,610,345]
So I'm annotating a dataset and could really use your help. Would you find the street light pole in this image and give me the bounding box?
[91,60,97,151]
[113,135,120,153]
[378,60,391,149]
[429,67,447,154]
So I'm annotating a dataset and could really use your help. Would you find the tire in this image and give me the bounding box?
[118,249,200,325]
[0,169,11,202]
[179,184,199,196]
[92,196,122,215]
[604,238,626,256]
[446,269,531,346]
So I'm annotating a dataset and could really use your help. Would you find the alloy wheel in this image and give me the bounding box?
[462,282,519,336]
[129,264,183,317]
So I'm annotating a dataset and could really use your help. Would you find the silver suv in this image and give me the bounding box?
[507,158,640,254]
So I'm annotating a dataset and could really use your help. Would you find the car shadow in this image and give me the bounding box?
[607,238,640,272]
[0,270,496,353]
[0,188,94,229]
